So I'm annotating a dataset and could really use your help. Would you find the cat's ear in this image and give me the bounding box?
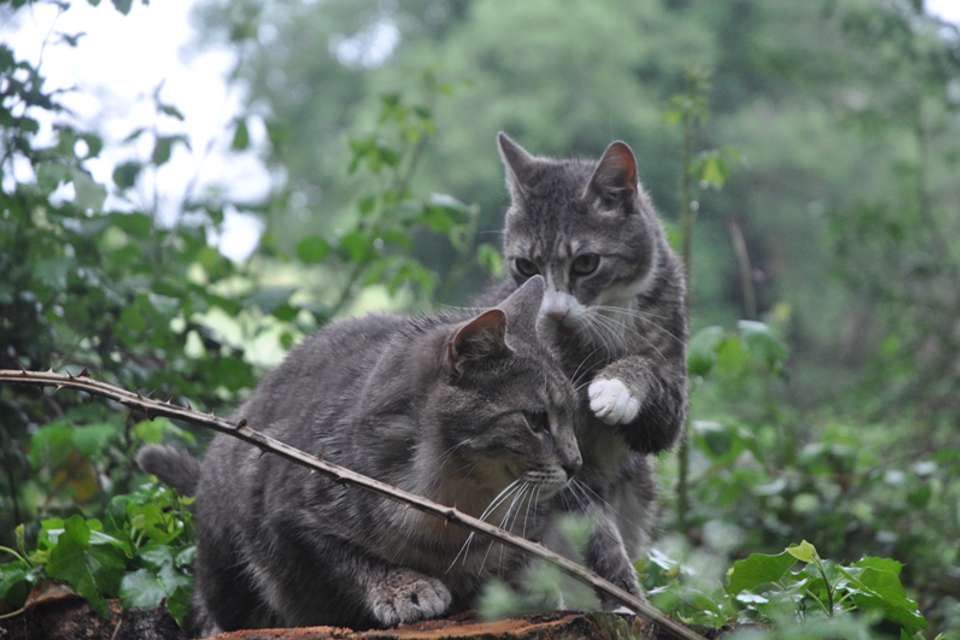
[447,309,509,374]
[584,140,639,205]
[497,132,536,197]
[497,274,545,340]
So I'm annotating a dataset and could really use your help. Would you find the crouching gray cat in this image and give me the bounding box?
[140,276,591,634]
[475,134,690,604]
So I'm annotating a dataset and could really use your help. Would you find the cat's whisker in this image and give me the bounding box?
[594,308,670,362]
[569,346,603,387]
[592,305,687,348]
[582,314,615,359]
[573,479,641,531]
[585,313,625,358]
[446,479,523,573]
[564,479,589,512]
[593,304,672,323]
[499,485,531,570]
[480,483,527,574]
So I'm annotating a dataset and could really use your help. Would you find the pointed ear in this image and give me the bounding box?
[497,131,537,197]
[447,309,509,374]
[584,140,638,203]
[497,274,544,340]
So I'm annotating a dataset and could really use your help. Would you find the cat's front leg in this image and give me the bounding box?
[364,567,453,628]
[587,354,686,453]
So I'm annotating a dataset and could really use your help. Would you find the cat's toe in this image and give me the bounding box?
[369,572,452,627]
[588,378,641,425]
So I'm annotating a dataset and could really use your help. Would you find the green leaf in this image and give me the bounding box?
[30,423,74,469]
[715,336,748,377]
[112,160,142,189]
[159,104,185,121]
[785,540,818,563]
[152,137,173,165]
[738,320,789,371]
[855,557,903,576]
[70,423,118,458]
[71,168,107,211]
[45,516,124,617]
[231,118,250,151]
[688,326,724,376]
[339,230,374,263]
[110,0,132,15]
[132,418,196,446]
[727,551,796,595]
[120,568,167,609]
[296,235,330,263]
[36,162,71,192]
[476,243,503,277]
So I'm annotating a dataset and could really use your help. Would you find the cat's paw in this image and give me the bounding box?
[598,569,646,612]
[368,569,452,628]
[588,378,641,425]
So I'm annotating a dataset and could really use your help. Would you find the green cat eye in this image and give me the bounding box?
[514,258,539,277]
[571,253,600,276]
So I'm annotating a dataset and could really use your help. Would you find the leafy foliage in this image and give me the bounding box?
[2,0,960,637]
[0,482,194,624]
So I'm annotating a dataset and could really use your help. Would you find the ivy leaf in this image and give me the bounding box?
[119,568,166,610]
[785,540,818,564]
[726,551,796,595]
[45,516,124,617]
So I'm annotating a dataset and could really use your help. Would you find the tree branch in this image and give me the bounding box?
[0,369,705,640]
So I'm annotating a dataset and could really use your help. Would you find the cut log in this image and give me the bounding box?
[206,611,671,640]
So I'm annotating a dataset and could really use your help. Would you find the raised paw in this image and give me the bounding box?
[588,378,641,425]
[367,569,452,628]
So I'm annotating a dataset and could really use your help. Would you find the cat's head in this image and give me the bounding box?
[496,133,662,348]
[423,275,582,500]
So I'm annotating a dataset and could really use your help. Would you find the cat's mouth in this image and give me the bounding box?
[521,469,568,498]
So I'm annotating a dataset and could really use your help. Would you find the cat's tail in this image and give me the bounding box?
[137,444,201,496]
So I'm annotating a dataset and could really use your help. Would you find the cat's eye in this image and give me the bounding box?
[571,254,600,276]
[524,410,550,433]
[514,258,539,277]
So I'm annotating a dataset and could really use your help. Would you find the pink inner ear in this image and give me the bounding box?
[603,143,638,185]
[448,309,507,370]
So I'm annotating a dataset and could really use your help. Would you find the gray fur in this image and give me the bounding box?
[484,133,690,599]
[137,445,201,496]
[170,276,589,633]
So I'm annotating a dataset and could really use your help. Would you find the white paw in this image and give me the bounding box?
[588,378,641,425]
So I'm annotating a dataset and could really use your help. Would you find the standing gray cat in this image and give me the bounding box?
[140,276,587,634]
[479,133,689,601]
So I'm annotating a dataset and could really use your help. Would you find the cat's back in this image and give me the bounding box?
[243,313,405,426]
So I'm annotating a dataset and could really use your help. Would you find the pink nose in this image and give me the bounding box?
[545,308,568,321]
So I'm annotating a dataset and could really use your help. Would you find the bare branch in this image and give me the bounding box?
[0,369,705,640]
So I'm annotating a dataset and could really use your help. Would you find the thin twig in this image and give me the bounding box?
[0,369,705,640]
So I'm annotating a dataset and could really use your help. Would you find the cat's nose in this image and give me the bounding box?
[562,460,581,479]
[544,308,569,323]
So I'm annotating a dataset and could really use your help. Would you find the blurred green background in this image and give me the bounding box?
[1,0,958,636]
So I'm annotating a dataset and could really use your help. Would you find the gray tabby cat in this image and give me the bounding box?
[139,276,586,634]
[480,133,689,601]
